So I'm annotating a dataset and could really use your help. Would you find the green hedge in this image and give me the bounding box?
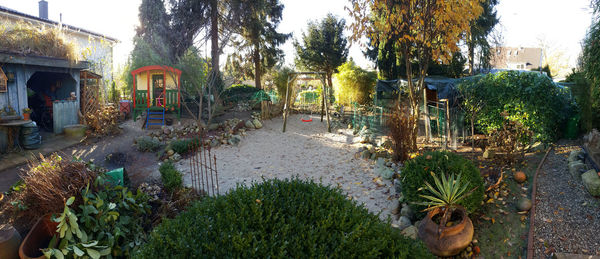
[457,71,574,143]
[136,178,432,258]
[401,151,484,217]
[222,84,268,104]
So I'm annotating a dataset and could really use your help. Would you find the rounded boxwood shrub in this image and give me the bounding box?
[401,151,484,216]
[136,178,432,258]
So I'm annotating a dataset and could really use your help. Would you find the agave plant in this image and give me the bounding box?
[417,173,477,229]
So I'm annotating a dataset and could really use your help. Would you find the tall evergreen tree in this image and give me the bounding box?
[294,14,348,90]
[229,0,290,90]
[467,0,499,75]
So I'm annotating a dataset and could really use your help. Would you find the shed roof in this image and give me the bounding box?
[0,52,88,69]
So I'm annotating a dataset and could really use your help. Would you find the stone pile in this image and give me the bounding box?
[568,148,600,196]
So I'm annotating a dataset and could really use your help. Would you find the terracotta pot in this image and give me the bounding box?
[19,214,59,259]
[0,225,22,259]
[22,113,30,121]
[418,206,474,257]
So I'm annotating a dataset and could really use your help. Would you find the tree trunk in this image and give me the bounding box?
[471,114,475,152]
[327,72,333,104]
[210,0,219,76]
[468,34,475,76]
[402,46,418,151]
[253,43,261,90]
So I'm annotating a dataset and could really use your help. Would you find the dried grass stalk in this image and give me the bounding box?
[18,153,96,222]
[388,106,414,162]
[0,19,77,60]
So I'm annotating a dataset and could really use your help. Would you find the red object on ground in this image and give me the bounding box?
[301,118,313,122]
[119,101,131,114]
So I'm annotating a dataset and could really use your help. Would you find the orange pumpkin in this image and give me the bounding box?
[514,171,527,183]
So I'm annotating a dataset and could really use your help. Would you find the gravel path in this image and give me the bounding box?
[175,114,399,221]
[534,141,600,257]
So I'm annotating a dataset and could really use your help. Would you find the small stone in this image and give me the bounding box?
[400,205,413,219]
[208,123,220,131]
[167,149,174,156]
[483,148,495,159]
[391,203,401,215]
[517,198,532,212]
[400,225,418,239]
[245,120,255,129]
[568,149,584,162]
[171,153,181,162]
[361,150,371,159]
[252,119,263,129]
[393,178,402,193]
[228,135,242,146]
[397,216,412,230]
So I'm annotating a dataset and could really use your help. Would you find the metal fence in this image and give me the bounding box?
[189,135,219,196]
[53,100,78,134]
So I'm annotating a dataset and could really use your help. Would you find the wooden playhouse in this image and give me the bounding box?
[131,65,181,127]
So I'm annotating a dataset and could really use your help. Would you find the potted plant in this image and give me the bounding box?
[416,173,477,257]
[22,108,32,121]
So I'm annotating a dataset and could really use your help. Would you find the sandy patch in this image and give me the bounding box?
[175,114,397,220]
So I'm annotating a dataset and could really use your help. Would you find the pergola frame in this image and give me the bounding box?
[282,71,331,133]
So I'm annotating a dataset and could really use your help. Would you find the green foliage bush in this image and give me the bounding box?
[135,136,163,152]
[333,61,376,105]
[169,138,199,155]
[222,84,261,104]
[44,178,150,258]
[457,71,574,143]
[136,178,432,258]
[159,162,183,193]
[402,151,484,216]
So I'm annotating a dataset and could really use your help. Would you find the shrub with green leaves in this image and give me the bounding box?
[222,84,261,104]
[136,178,432,258]
[135,136,162,152]
[457,71,574,143]
[159,162,183,193]
[402,151,484,217]
[169,138,199,155]
[43,178,150,258]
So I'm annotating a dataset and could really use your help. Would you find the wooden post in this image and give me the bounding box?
[282,75,294,132]
[320,86,325,122]
[424,87,430,143]
[445,99,451,149]
[321,75,331,132]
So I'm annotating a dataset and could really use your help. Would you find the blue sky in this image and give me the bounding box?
[0,0,594,70]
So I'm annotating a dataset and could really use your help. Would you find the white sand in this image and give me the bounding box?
[175,114,397,221]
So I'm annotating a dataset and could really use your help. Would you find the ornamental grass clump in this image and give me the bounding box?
[416,173,477,227]
[136,178,433,258]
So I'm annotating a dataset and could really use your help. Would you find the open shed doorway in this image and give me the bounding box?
[26,72,76,132]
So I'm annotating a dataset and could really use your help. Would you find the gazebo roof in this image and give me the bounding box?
[131,65,181,76]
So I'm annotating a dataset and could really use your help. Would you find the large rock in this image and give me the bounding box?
[401,225,418,240]
[582,169,600,196]
[252,119,263,129]
[569,161,587,180]
[568,149,585,163]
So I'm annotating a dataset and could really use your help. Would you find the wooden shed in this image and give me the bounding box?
[131,65,181,122]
